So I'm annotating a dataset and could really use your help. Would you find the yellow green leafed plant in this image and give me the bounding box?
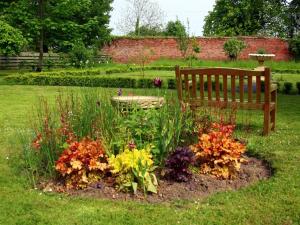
[109,146,157,194]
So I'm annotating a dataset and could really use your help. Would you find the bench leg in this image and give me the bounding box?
[271,109,276,131]
[271,90,277,131]
[263,104,271,136]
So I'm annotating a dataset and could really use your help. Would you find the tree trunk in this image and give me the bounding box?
[37,0,44,72]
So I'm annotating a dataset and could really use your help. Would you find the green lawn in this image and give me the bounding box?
[0,85,300,225]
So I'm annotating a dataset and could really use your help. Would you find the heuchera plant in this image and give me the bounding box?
[55,137,109,189]
[165,147,194,182]
[108,147,157,195]
[191,123,246,179]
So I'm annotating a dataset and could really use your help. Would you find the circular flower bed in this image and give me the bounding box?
[22,90,271,202]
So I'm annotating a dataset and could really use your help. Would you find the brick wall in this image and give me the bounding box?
[102,37,291,63]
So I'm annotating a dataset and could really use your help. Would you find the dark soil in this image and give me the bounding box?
[40,156,271,203]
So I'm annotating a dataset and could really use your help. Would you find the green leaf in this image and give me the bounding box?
[131,182,138,195]
[147,181,157,194]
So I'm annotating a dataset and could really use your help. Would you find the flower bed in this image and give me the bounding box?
[21,89,271,200]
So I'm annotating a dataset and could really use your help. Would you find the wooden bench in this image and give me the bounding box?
[175,66,277,135]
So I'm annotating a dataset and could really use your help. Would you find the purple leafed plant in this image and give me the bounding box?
[153,77,162,88]
[165,147,194,182]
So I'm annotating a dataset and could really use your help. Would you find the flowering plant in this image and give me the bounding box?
[153,77,162,88]
[191,123,246,179]
[55,137,109,189]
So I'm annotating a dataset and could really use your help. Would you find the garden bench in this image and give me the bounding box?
[175,66,277,135]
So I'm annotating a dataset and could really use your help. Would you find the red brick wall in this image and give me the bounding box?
[102,37,291,63]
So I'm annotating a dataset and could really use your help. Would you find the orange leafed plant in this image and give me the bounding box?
[191,123,246,179]
[55,137,109,189]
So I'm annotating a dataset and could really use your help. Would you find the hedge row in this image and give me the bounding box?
[5,74,177,89]
[17,66,175,77]
[16,66,300,78]
[6,74,300,94]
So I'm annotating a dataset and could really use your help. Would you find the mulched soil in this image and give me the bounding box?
[40,156,271,203]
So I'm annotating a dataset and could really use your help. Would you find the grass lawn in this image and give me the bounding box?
[0,84,300,225]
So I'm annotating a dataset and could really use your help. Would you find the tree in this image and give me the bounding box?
[117,0,164,36]
[1,0,113,70]
[127,25,164,36]
[164,19,187,37]
[0,20,27,56]
[287,0,300,38]
[223,38,246,60]
[203,0,288,37]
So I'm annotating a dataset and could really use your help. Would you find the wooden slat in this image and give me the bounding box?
[191,74,197,98]
[179,67,264,77]
[256,76,261,103]
[175,66,183,101]
[239,75,244,103]
[184,73,189,100]
[223,75,228,101]
[215,74,220,101]
[207,75,212,100]
[248,76,252,103]
[199,74,204,100]
[188,98,269,110]
[231,75,236,102]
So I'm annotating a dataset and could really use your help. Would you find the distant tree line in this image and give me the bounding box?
[203,0,299,39]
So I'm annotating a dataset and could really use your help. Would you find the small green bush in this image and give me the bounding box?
[296,82,300,94]
[167,79,176,89]
[69,42,94,68]
[257,48,267,54]
[223,38,246,60]
[283,82,293,94]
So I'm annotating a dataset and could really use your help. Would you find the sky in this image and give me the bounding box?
[109,0,216,36]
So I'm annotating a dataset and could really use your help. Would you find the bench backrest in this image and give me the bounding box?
[175,66,271,110]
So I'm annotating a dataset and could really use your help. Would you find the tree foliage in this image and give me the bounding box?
[164,19,187,37]
[0,0,113,52]
[127,25,164,36]
[203,0,291,38]
[0,20,27,55]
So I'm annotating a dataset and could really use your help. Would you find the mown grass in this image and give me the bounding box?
[151,58,300,71]
[0,85,300,225]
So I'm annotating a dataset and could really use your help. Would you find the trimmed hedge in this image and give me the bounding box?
[17,66,175,77]
[5,75,139,88]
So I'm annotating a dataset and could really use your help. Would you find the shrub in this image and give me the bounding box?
[296,82,300,94]
[164,147,194,182]
[69,42,94,68]
[55,138,109,189]
[223,38,246,60]
[289,35,300,61]
[191,123,246,179]
[137,78,154,88]
[108,147,157,194]
[283,82,293,94]
[167,79,176,89]
[257,48,267,54]
[0,20,27,56]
